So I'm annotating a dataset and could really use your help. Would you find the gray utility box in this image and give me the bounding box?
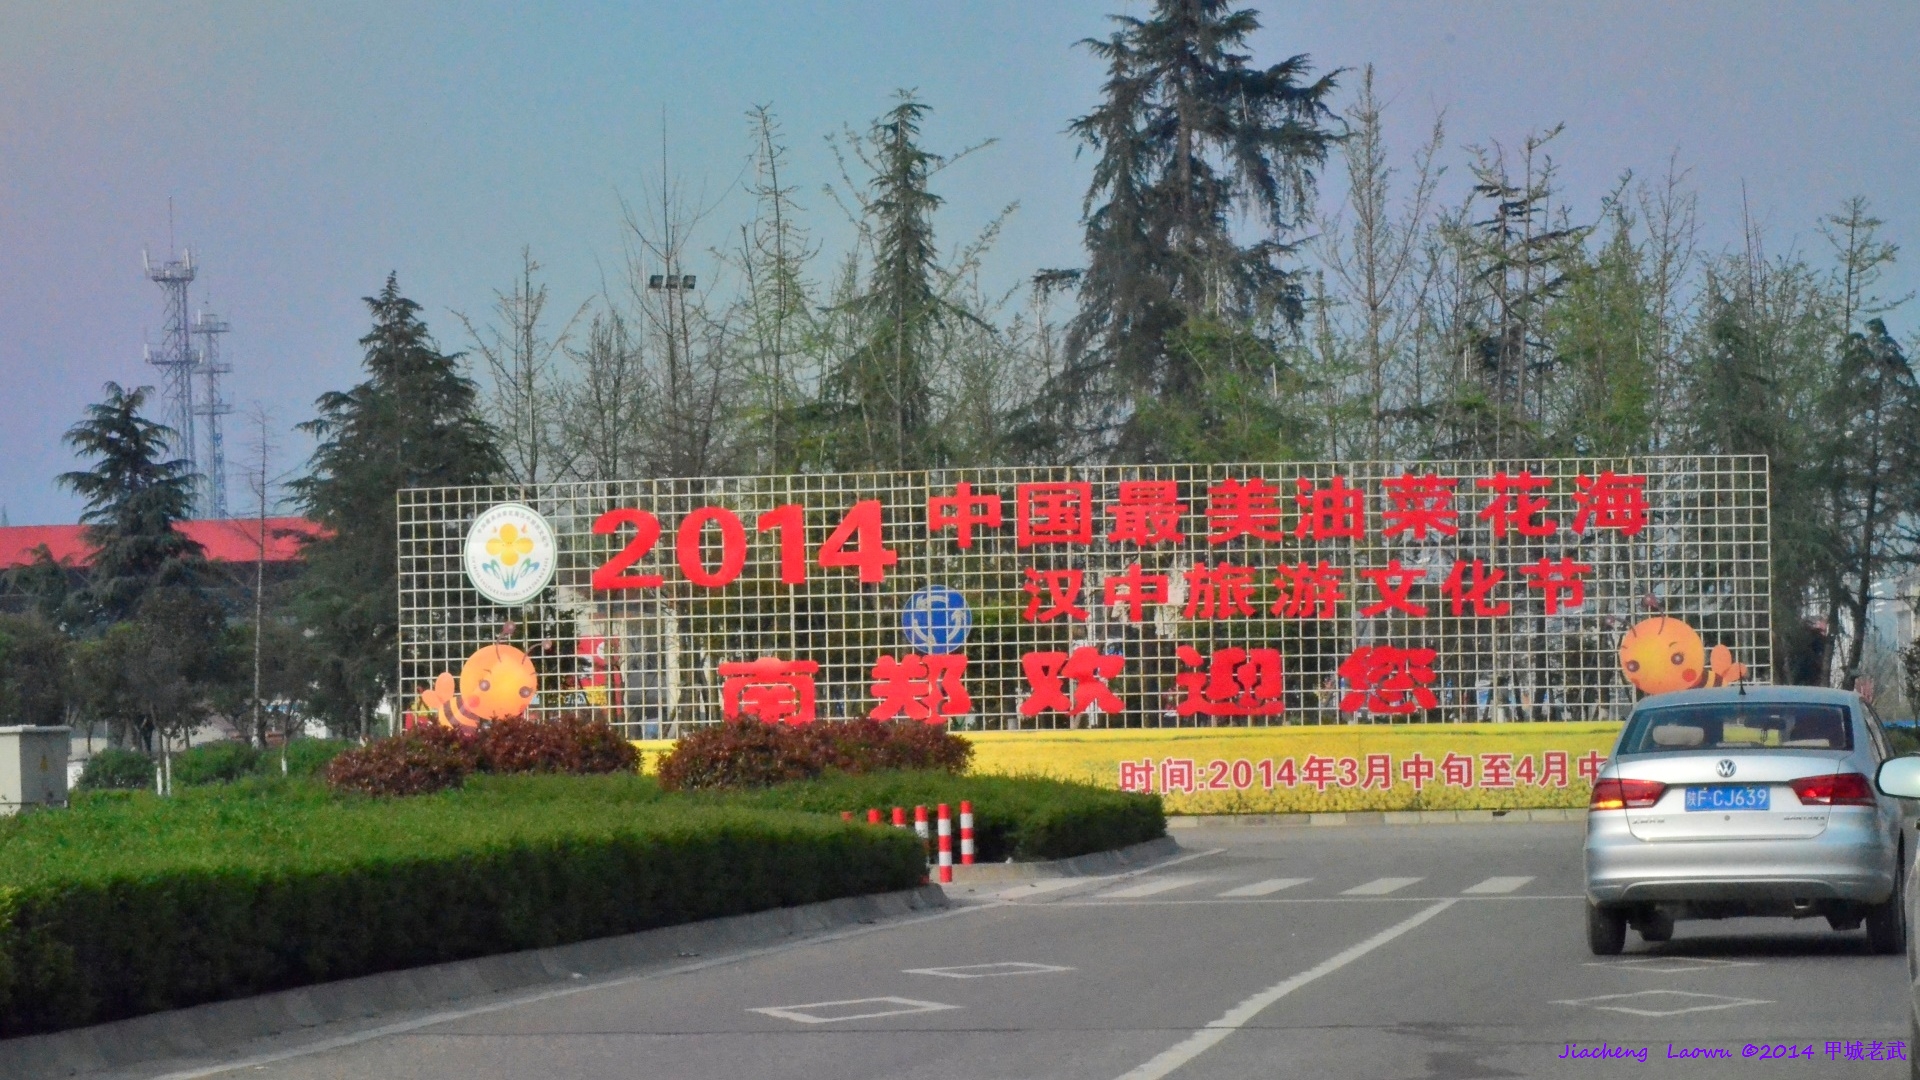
[0,726,70,814]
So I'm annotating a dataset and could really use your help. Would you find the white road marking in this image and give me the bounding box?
[1341,876,1423,895]
[1100,875,1211,899]
[904,961,1074,978]
[749,996,958,1024]
[1218,878,1310,897]
[997,878,1095,899]
[1111,900,1457,1080]
[1461,876,1534,894]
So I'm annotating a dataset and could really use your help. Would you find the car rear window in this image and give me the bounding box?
[1617,702,1854,755]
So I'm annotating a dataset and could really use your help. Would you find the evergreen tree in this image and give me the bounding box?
[291,274,501,739]
[57,382,203,624]
[0,613,70,728]
[1046,0,1339,461]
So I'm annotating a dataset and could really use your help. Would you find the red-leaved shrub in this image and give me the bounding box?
[324,715,637,796]
[656,718,973,792]
[478,714,640,775]
[324,724,478,797]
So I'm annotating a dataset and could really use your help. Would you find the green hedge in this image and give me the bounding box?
[710,771,1167,862]
[0,774,922,1037]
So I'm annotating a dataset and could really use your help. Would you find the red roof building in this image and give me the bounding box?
[0,518,324,570]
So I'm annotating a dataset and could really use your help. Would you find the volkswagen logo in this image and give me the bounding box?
[1716,759,1737,778]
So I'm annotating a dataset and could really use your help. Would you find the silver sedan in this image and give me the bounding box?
[1584,686,1908,955]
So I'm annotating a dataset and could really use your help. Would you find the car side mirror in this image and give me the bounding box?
[1876,756,1920,799]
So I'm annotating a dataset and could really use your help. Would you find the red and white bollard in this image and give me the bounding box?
[913,805,929,842]
[891,806,907,828]
[867,808,883,825]
[959,801,975,865]
[936,803,954,883]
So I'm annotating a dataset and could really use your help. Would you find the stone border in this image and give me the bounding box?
[943,835,1183,884]
[1167,808,1583,827]
[0,885,947,1080]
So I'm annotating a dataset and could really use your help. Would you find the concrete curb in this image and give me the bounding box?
[944,834,1183,884]
[0,885,948,1080]
[1167,808,1584,827]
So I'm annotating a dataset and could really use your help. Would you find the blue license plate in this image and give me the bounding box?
[1685,785,1770,811]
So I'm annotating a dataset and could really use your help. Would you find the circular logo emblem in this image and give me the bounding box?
[902,585,971,655]
[1716,759,1737,778]
[463,503,558,606]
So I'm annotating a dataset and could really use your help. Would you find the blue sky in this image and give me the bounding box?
[2,0,1915,525]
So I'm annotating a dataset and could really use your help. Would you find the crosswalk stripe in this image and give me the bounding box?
[1341,876,1423,896]
[997,878,1093,900]
[1100,876,1209,899]
[1218,878,1311,897]
[1462,876,1534,895]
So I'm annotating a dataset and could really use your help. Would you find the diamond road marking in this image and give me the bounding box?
[1342,877,1423,895]
[1552,989,1771,1017]
[1100,875,1210,899]
[749,996,960,1024]
[1582,957,1761,974]
[1461,876,1534,894]
[1219,878,1312,897]
[904,961,1075,979]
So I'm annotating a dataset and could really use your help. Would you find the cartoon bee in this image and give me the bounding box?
[1618,616,1748,696]
[418,643,539,731]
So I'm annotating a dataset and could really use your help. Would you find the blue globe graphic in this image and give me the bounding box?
[902,586,972,655]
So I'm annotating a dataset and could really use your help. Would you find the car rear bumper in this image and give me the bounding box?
[1584,809,1896,905]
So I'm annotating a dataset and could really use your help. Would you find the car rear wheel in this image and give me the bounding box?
[1587,901,1627,955]
[1868,878,1906,955]
[1637,908,1674,943]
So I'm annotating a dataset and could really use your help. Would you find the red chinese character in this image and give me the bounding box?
[1540,750,1570,787]
[1019,647,1125,718]
[1103,563,1170,622]
[1441,752,1475,788]
[1439,559,1511,617]
[1292,476,1367,540]
[1182,562,1258,619]
[1401,752,1436,791]
[1301,754,1338,791]
[1571,471,1649,537]
[1380,474,1460,539]
[927,482,1004,549]
[868,653,972,724]
[718,657,820,725]
[1338,643,1440,714]
[1271,561,1346,619]
[1361,753,1392,790]
[1022,567,1090,623]
[1204,477,1287,543]
[1518,556,1595,615]
[1476,471,1558,539]
[1480,752,1515,788]
[1160,758,1196,794]
[1576,750,1605,785]
[1118,758,1155,793]
[1359,560,1429,618]
[1173,646,1286,718]
[1016,482,1093,547]
[1106,480,1186,545]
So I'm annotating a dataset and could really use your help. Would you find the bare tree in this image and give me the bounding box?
[456,248,588,483]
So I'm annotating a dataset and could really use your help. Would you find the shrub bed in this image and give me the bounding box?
[712,771,1166,862]
[325,717,639,796]
[0,774,921,1037]
[656,719,971,791]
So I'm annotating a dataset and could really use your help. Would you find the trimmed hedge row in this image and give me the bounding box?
[0,774,922,1037]
[710,771,1167,862]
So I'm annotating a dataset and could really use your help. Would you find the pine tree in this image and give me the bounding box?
[57,382,203,625]
[1047,0,1339,461]
[291,274,501,739]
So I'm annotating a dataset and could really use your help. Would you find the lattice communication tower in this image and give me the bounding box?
[193,309,232,517]
[143,248,200,505]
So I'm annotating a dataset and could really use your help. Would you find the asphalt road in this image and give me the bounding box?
[151,823,1911,1079]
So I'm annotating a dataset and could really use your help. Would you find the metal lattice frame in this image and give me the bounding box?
[396,456,1770,738]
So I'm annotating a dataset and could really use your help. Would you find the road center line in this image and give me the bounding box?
[1111,899,1457,1080]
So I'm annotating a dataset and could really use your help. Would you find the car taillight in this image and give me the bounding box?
[1590,778,1666,810]
[1790,773,1876,806]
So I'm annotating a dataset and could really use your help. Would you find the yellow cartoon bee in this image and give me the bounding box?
[418,643,539,731]
[1618,616,1748,696]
